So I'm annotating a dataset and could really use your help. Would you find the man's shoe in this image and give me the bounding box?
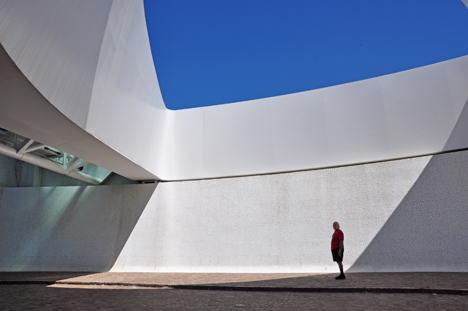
[335,274,346,280]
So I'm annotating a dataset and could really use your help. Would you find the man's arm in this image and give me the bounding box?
[339,240,343,254]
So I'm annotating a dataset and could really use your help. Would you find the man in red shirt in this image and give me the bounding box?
[331,221,345,279]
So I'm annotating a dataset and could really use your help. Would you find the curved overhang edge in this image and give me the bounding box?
[0,41,160,181]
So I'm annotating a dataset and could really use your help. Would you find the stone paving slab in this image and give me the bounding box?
[2,284,468,310]
[1,272,467,292]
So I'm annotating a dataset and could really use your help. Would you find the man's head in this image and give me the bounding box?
[333,222,340,230]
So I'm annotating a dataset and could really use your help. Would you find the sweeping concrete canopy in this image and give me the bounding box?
[2,0,468,181]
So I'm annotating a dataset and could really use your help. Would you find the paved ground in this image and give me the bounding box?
[0,272,467,310]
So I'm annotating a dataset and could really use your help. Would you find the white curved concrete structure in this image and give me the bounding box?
[1,1,468,273]
[2,0,468,181]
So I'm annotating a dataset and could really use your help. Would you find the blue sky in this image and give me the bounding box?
[144,0,468,110]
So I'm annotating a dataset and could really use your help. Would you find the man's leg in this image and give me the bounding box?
[332,248,345,279]
[335,261,345,279]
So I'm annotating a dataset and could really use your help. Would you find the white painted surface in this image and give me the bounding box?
[1,151,468,272]
[1,1,468,181]
[0,0,113,128]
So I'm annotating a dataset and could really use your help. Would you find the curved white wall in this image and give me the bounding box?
[0,0,113,128]
[167,56,468,180]
[0,0,167,180]
[1,0,468,182]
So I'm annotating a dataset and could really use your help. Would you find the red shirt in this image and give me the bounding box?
[331,229,344,250]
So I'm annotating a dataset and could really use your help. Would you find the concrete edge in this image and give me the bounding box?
[0,281,467,295]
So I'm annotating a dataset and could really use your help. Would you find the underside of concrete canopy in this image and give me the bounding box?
[0,41,159,182]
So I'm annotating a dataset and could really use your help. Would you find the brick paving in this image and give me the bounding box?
[1,272,467,291]
[0,272,467,310]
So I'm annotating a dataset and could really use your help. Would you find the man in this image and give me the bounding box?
[331,221,345,279]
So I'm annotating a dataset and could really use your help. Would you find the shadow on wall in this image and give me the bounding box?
[0,154,16,187]
[0,183,157,272]
[349,98,468,272]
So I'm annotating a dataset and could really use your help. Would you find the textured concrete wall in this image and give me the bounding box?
[1,151,468,272]
[111,150,468,273]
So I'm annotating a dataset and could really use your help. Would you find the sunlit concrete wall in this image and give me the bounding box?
[112,150,468,273]
[1,150,467,272]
